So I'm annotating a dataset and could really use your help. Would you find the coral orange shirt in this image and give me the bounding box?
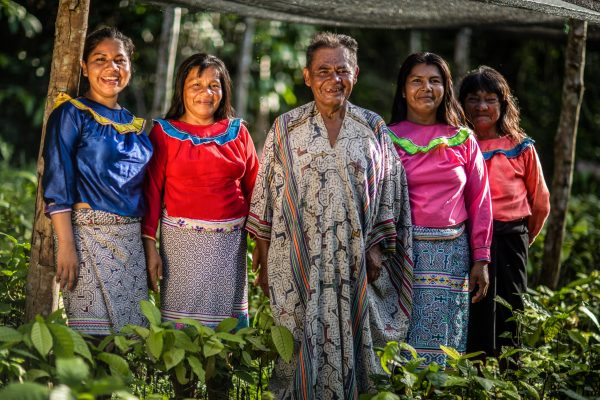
[478,136,550,244]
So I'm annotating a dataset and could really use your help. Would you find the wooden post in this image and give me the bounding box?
[234,17,256,119]
[540,19,587,289]
[25,0,89,320]
[151,5,181,118]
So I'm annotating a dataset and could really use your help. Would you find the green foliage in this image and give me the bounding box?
[530,194,600,286]
[369,271,600,399]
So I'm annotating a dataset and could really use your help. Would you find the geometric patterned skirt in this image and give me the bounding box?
[59,209,148,335]
[406,224,470,367]
[159,216,249,329]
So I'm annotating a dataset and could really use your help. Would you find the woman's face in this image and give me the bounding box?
[303,46,358,115]
[463,90,501,137]
[181,66,223,125]
[404,63,444,124]
[81,38,131,107]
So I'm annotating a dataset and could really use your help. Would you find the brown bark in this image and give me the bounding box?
[25,0,89,321]
[540,19,587,289]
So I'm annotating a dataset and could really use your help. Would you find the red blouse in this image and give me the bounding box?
[142,118,259,239]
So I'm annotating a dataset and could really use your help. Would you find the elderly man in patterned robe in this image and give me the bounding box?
[246,31,413,399]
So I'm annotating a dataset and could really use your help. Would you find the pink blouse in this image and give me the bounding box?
[478,136,550,244]
[388,121,492,262]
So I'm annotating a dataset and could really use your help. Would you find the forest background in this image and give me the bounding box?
[0,1,599,398]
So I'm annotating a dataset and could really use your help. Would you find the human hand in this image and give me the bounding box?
[366,244,383,283]
[252,239,270,297]
[469,260,489,303]
[56,242,79,291]
[143,238,163,292]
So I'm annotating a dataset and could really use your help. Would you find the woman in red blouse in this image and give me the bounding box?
[142,53,259,330]
[459,66,550,360]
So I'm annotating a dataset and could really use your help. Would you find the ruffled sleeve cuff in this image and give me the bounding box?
[245,212,272,241]
[472,246,491,263]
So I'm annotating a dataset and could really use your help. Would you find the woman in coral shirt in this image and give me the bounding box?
[459,65,550,359]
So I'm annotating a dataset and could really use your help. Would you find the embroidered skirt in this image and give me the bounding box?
[159,213,249,329]
[59,209,148,335]
[406,224,470,367]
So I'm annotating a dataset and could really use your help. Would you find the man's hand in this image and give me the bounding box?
[469,260,489,303]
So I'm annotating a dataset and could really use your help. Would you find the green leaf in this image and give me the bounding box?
[271,325,294,362]
[442,375,469,387]
[131,326,150,339]
[140,300,162,326]
[216,317,239,333]
[0,382,49,400]
[175,318,215,336]
[171,329,200,352]
[48,323,74,358]
[371,392,401,400]
[175,362,189,384]
[163,348,185,371]
[474,376,496,391]
[494,295,513,311]
[187,355,206,383]
[203,337,225,357]
[30,320,53,357]
[24,369,50,382]
[215,331,246,344]
[519,381,540,400]
[568,329,588,350]
[559,389,589,400]
[146,330,164,359]
[56,357,90,386]
[440,345,460,360]
[68,329,93,363]
[97,352,132,378]
[580,304,600,330]
[0,326,23,342]
[114,335,129,353]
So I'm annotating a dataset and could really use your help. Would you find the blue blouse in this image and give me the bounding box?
[42,97,153,218]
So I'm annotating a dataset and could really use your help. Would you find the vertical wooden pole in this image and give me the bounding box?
[25,0,90,320]
[234,17,256,119]
[151,5,181,118]
[540,19,587,289]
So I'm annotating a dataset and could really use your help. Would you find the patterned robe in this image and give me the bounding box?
[247,102,413,399]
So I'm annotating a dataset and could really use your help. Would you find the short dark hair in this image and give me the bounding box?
[389,52,465,127]
[458,65,526,143]
[306,31,358,68]
[165,53,233,121]
[83,27,134,62]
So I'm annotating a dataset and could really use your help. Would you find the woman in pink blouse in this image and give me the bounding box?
[459,66,550,359]
[387,52,493,367]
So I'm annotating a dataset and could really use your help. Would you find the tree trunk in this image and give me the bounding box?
[540,19,587,289]
[454,27,472,79]
[25,0,89,321]
[151,5,181,118]
[234,17,255,118]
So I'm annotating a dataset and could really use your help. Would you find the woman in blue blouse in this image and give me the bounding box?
[42,27,152,335]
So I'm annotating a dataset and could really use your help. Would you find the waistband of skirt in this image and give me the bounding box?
[413,223,465,241]
[71,209,141,226]
[161,210,246,233]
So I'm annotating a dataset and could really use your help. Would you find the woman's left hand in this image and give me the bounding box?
[469,260,489,303]
[366,244,383,283]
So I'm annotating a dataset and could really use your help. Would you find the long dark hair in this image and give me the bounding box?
[458,65,526,143]
[165,53,233,121]
[389,52,465,127]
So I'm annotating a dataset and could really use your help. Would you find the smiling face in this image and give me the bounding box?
[463,90,501,139]
[180,66,223,125]
[81,38,131,108]
[303,46,358,116]
[404,63,444,125]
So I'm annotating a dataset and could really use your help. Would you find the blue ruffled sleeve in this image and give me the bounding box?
[42,103,81,216]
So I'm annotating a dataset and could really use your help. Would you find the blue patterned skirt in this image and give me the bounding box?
[59,209,148,335]
[406,224,470,367]
[159,216,248,329]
